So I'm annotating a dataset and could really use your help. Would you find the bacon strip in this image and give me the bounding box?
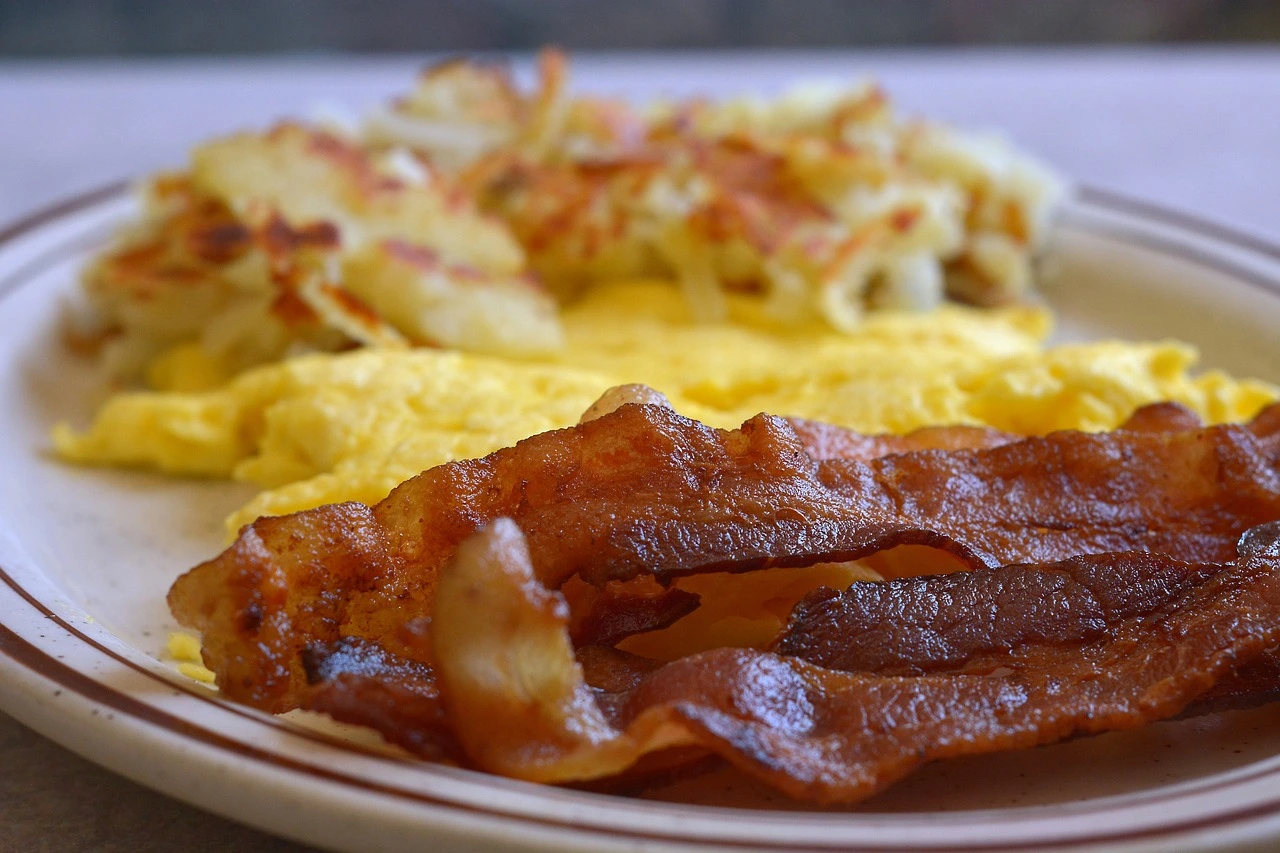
[769,403,1280,713]
[432,518,1280,804]
[1117,400,1206,433]
[300,634,458,761]
[1250,401,1280,440]
[771,556,1280,717]
[785,418,1015,461]
[772,551,1220,674]
[566,581,701,649]
[170,403,1280,712]
[370,403,1280,586]
[796,400,1277,458]
[567,398,1233,648]
[1184,651,1280,717]
[772,401,1280,702]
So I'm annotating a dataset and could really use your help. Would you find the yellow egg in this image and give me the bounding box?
[54,280,1277,537]
[166,632,217,683]
[166,631,205,662]
[176,662,217,684]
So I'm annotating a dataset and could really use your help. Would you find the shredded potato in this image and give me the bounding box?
[378,51,1066,326]
[82,125,555,382]
[77,49,1066,385]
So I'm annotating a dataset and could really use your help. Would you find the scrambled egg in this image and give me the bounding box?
[166,632,216,683]
[55,281,1277,536]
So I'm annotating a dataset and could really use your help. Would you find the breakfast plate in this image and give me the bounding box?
[3,183,1280,853]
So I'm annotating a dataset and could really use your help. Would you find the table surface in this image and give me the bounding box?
[2,47,1279,853]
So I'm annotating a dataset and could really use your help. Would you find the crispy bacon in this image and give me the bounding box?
[566,580,701,649]
[575,644,664,694]
[1252,401,1280,447]
[789,400,1221,462]
[772,401,1280,715]
[300,634,458,761]
[1118,400,1205,433]
[431,518,1280,803]
[170,403,1280,713]
[1184,651,1280,717]
[373,403,1280,589]
[786,418,1014,461]
[773,550,1221,674]
[168,502,409,712]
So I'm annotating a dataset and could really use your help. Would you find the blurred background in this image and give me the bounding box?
[3,0,1278,238]
[3,0,1280,55]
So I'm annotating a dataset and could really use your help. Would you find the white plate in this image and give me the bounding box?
[3,185,1280,853]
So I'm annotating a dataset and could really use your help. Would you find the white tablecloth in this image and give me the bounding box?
[1,48,1278,852]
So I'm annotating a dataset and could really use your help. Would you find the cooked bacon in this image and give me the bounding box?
[1184,650,1280,717]
[575,644,664,694]
[790,400,1273,463]
[170,402,1280,712]
[1252,401,1280,447]
[300,634,458,761]
[770,568,1280,717]
[574,576,1280,721]
[567,580,701,649]
[377,403,1280,590]
[790,399,1217,461]
[168,502,411,712]
[772,550,1220,674]
[786,418,1015,461]
[771,400,1280,715]
[773,400,1280,713]
[431,518,1280,803]
[1117,400,1205,433]
[770,536,1280,717]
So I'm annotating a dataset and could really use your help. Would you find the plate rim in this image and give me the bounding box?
[4,181,1280,853]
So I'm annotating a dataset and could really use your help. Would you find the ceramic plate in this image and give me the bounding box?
[3,184,1280,853]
